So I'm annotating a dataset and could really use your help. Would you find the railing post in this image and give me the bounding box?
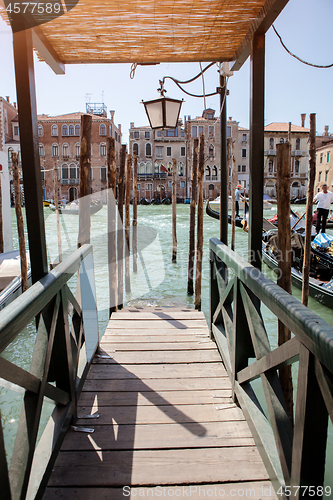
[291,344,328,494]
[209,249,219,339]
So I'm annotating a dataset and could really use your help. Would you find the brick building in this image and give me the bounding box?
[38,104,122,202]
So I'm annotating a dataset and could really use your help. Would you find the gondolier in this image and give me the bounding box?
[313,184,333,234]
[235,185,244,217]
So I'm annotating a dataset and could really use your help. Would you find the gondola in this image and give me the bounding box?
[206,200,333,309]
[206,201,245,228]
[49,201,103,215]
[262,233,333,309]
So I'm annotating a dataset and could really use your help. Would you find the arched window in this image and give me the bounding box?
[69,124,74,136]
[51,124,58,136]
[269,137,274,150]
[154,162,159,173]
[205,166,211,180]
[100,143,107,156]
[168,162,173,174]
[139,162,145,174]
[52,143,59,157]
[295,160,300,173]
[178,162,184,176]
[146,162,152,174]
[212,165,218,180]
[100,124,106,136]
[133,143,139,156]
[209,184,214,191]
[39,143,44,157]
[146,143,152,157]
[62,143,69,158]
[268,160,274,173]
[75,124,80,136]
[62,164,68,180]
[62,125,68,136]
[295,138,301,151]
[38,125,44,137]
[75,143,80,158]
[279,137,284,144]
[208,144,214,157]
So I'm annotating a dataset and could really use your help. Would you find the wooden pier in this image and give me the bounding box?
[44,307,277,499]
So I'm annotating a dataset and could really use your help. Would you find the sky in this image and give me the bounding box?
[1,0,332,144]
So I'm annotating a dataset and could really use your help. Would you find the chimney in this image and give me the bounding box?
[110,110,115,121]
[130,122,135,129]
[229,116,232,121]
[301,113,306,127]
[13,102,17,109]
[6,96,10,102]
[118,124,121,134]
[324,125,329,137]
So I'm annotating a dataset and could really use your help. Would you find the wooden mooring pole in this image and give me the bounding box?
[187,138,198,294]
[194,134,204,310]
[276,141,293,424]
[125,154,131,293]
[172,157,177,263]
[78,114,92,248]
[107,137,117,315]
[230,139,237,251]
[133,153,138,273]
[302,114,316,307]
[11,152,28,292]
[117,144,126,309]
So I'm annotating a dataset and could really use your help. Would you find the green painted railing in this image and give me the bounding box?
[0,244,99,500]
[210,238,333,499]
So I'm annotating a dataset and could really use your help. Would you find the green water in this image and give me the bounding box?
[1,204,333,490]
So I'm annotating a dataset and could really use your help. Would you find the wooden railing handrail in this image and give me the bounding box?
[210,237,333,374]
[0,244,92,354]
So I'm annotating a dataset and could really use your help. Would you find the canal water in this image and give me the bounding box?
[1,203,333,490]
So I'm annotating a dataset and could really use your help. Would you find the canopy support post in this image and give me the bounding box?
[248,33,265,270]
[219,73,228,248]
[12,28,48,282]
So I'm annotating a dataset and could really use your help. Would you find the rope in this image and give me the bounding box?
[273,25,333,69]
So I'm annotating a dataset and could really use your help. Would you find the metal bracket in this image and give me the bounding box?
[77,413,100,419]
[71,426,94,433]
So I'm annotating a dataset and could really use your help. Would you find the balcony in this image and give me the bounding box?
[69,178,79,184]
[62,155,70,161]
[138,173,153,180]
[265,149,276,156]
[61,179,69,185]
[154,173,167,179]
[212,175,218,181]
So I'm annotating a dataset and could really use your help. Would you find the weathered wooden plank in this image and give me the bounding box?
[100,340,215,349]
[108,319,208,329]
[76,403,245,425]
[78,390,233,406]
[88,362,227,379]
[48,447,270,486]
[92,350,222,364]
[61,421,254,451]
[104,329,210,336]
[82,377,232,393]
[44,482,278,500]
[110,311,206,320]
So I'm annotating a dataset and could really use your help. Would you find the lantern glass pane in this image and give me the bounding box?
[165,100,181,128]
[145,100,163,129]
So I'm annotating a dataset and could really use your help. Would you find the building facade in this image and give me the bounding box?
[38,105,122,202]
[129,109,250,202]
[315,140,333,194]
[263,122,310,200]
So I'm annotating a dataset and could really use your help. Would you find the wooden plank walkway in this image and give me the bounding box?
[44,307,277,500]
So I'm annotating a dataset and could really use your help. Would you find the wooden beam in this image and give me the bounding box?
[32,26,65,75]
[231,0,289,71]
[248,33,265,270]
[12,28,48,283]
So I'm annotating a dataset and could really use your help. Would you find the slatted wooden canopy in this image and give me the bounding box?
[0,0,288,74]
